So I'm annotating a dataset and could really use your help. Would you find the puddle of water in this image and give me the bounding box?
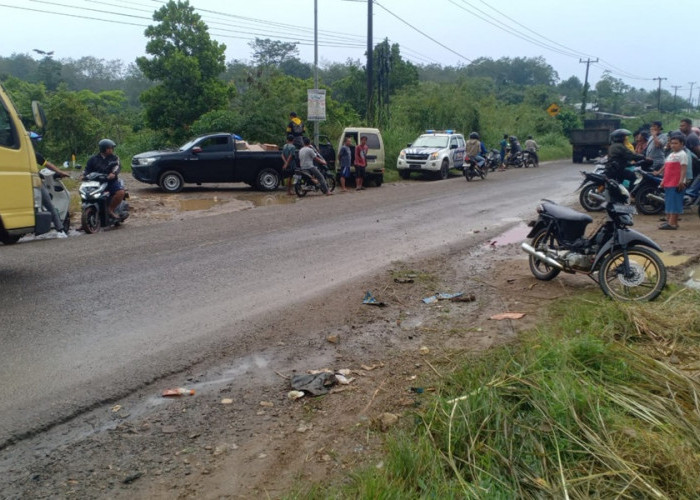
[487,223,530,247]
[179,198,224,211]
[245,193,297,207]
[656,252,692,267]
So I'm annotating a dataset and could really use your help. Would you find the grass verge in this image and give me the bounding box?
[294,287,700,499]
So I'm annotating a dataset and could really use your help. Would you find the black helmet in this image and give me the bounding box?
[509,135,517,142]
[98,138,116,153]
[610,129,631,143]
[469,132,479,139]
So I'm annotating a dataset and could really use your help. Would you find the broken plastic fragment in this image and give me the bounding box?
[363,291,387,307]
[423,292,464,303]
[162,387,195,397]
[489,312,526,320]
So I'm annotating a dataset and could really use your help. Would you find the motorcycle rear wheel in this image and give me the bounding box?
[528,230,561,281]
[81,206,101,234]
[599,247,666,301]
[579,184,605,212]
[635,185,664,215]
[325,175,336,192]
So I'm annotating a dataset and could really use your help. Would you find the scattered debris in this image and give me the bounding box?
[422,292,464,304]
[296,423,312,433]
[335,374,354,385]
[410,387,424,394]
[374,412,399,432]
[220,398,233,405]
[111,405,122,413]
[450,293,476,303]
[489,312,526,320]
[419,346,430,355]
[291,372,337,396]
[360,363,384,371]
[326,334,339,344]
[259,401,274,408]
[122,472,143,484]
[362,291,387,307]
[162,388,195,397]
[337,368,352,376]
[393,277,414,284]
[287,390,305,401]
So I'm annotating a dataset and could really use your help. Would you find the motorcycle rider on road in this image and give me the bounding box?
[524,135,540,166]
[607,129,646,185]
[505,136,522,167]
[84,139,125,220]
[465,132,486,168]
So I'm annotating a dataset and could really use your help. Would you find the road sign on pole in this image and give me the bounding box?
[307,89,326,121]
[547,103,560,117]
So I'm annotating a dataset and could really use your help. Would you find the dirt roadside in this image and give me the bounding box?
[5,185,699,499]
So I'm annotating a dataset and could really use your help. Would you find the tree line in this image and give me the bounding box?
[0,0,696,167]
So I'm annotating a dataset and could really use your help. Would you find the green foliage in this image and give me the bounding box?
[1,76,46,129]
[249,38,299,67]
[136,0,232,141]
[43,85,101,162]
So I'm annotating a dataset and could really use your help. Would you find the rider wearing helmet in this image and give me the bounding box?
[524,135,540,166]
[84,138,126,219]
[607,129,645,185]
[465,132,486,167]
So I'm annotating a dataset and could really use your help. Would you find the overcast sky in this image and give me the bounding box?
[1,0,697,98]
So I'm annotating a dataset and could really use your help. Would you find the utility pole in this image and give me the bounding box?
[689,82,696,111]
[653,76,667,112]
[313,0,319,148]
[366,0,374,125]
[671,85,681,112]
[579,58,598,116]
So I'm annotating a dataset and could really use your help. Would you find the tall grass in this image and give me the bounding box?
[298,289,700,498]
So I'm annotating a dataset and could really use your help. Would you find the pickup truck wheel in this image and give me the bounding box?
[159,171,184,193]
[438,160,449,180]
[256,168,280,191]
[399,170,411,180]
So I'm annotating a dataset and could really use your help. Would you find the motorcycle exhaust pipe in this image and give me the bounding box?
[521,242,564,269]
[589,192,606,203]
[646,193,665,203]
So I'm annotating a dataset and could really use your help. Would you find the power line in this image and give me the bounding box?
[373,1,472,63]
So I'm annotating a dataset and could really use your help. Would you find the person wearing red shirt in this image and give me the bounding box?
[354,136,368,191]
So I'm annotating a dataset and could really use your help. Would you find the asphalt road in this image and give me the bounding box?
[0,161,580,447]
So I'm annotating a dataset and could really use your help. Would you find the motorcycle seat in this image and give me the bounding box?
[541,202,593,223]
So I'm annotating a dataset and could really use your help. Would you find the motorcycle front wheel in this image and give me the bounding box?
[599,247,666,301]
[81,206,101,234]
[464,168,474,182]
[294,179,308,198]
[325,175,336,192]
[528,230,561,281]
[579,184,605,212]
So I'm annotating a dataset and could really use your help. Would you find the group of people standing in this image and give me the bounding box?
[606,119,700,230]
[280,112,368,195]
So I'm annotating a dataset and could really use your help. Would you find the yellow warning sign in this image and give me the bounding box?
[547,103,560,117]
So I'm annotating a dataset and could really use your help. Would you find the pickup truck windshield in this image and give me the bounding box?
[412,136,449,148]
[179,138,200,151]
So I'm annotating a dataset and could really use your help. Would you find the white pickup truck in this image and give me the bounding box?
[397,130,466,180]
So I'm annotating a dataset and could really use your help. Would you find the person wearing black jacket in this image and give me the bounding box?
[84,138,125,219]
[607,129,644,185]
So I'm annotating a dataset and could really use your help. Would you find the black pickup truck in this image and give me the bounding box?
[131,133,282,192]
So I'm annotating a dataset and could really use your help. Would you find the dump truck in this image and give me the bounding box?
[569,119,621,163]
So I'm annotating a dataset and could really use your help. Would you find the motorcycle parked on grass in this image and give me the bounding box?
[293,165,336,197]
[79,172,130,233]
[521,177,666,301]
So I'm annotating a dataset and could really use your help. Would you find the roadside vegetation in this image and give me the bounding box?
[295,288,700,498]
[2,1,698,176]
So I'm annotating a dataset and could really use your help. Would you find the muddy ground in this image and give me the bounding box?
[4,181,700,499]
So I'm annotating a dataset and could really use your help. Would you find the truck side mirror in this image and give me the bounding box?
[192,146,202,153]
[31,101,47,130]
[406,143,412,147]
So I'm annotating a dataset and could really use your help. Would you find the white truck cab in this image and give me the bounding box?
[397,130,466,180]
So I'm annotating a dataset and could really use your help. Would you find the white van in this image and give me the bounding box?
[337,127,385,187]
